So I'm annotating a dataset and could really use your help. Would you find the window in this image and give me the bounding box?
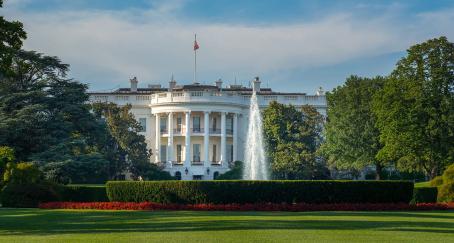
[193,116,201,132]
[212,144,217,162]
[227,144,234,163]
[213,172,219,180]
[212,117,217,131]
[138,118,146,132]
[176,117,182,133]
[160,117,167,133]
[176,144,182,162]
[193,144,201,162]
[175,171,181,180]
[160,145,167,162]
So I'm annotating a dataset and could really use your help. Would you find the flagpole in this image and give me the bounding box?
[194,34,197,83]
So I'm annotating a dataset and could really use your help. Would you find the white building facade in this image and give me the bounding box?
[89,77,327,180]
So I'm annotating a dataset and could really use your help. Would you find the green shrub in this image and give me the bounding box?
[442,164,454,183]
[57,185,108,202]
[106,180,414,204]
[430,176,443,187]
[216,161,243,180]
[0,183,59,207]
[438,182,454,202]
[411,187,438,203]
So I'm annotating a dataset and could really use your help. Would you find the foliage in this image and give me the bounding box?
[438,163,454,202]
[91,102,170,179]
[263,102,327,179]
[430,176,444,187]
[57,185,109,202]
[411,187,438,203]
[0,1,27,77]
[0,182,59,207]
[0,146,15,184]
[321,75,387,179]
[3,162,43,184]
[106,180,414,204]
[216,161,243,180]
[372,37,454,179]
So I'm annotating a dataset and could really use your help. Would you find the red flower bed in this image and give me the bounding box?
[39,202,454,211]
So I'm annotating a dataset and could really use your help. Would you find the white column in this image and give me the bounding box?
[221,112,226,167]
[167,112,174,163]
[185,111,191,166]
[155,113,160,162]
[233,113,238,162]
[204,111,210,167]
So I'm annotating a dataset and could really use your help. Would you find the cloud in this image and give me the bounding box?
[3,1,454,92]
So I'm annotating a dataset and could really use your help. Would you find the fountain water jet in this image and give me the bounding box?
[243,82,269,180]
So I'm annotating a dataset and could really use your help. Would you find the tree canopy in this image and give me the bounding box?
[321,75,387,179]
[263,102,328,179]
[373,36,454,179]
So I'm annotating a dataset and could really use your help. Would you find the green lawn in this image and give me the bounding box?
[415,181,431,187]
[0,209,453,242]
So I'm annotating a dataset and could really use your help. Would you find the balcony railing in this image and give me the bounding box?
[191,127,204,133]
[172,161,184,166]
[160,129,168,134]
[191,161,203,166]
[226,129,233,135]
[174,128,183,134]
[210,128,221,134]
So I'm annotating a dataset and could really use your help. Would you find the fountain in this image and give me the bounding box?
[243,77,269,180]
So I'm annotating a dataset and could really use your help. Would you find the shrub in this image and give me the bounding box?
[106,180,414,204]
[412,187,438,203]
[57,185,109,202]
[438,182,454,202]
[216,161,243,180]
[1,183,59,207]
[430,176,443,187]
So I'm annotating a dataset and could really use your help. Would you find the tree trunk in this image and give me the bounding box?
[375,163,382,180]
[429,166,438,180]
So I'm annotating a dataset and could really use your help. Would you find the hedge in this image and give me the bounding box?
[1,183,59,208]
[57,185,108,202]
[412,187,438,203]
[106,180,414,204]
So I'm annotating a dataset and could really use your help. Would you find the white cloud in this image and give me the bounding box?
[3,2,454,91]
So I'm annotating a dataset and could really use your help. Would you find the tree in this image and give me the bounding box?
[0,0,27,77]
[321,75,387,179]
[373,37,454,179]
[0,146,15,184]
[91,102,172,180]
[263,102,327,179]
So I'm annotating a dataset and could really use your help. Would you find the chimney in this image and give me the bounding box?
[252,76,261,93]
[130,76,138,92]
[169,75,176,91]
[215,78,223,89]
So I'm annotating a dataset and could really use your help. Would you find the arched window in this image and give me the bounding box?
[175,171,182,180]
[213,171,219,180]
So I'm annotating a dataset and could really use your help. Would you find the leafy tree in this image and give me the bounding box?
[0,0,27,77]
[92,102,172,180]
[321,75,387,179]
[373,37,454,179]
[3,162,43,184]
[0,146,15,185]
[263,102,327,179]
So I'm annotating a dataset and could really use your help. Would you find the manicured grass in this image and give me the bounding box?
[415,181,431,187]
[0,209,453,242]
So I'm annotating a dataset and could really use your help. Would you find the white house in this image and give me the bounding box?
[89,77,327,180]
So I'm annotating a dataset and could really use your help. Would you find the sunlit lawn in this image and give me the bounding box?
[0,208,453,242]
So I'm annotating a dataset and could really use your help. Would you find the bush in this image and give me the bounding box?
[430,176,443,187]
[106,180,414,204]
[57,185,108,202]
[1,183,59,207]
[438,182,454,202]
[216,161,243,180]
[412,187,438,203]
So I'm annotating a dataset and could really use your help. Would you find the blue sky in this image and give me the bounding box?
[3,0,454,93]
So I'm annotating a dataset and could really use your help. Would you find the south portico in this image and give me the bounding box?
[150,104,243,180]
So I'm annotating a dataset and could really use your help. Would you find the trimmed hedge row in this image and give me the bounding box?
[106,180,414,204]
[412,187,438,203]
[58,185,108,202]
